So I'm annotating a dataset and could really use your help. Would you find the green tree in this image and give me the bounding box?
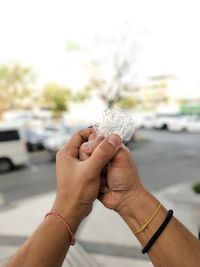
[0,63,34,118]
[72,85,91,102]
[41,83,71,117]
[116,96,137,109]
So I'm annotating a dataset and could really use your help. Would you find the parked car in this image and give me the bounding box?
[168,115,190,132]
[153,113,182,130]
[0,124,29,173]
[168,115,200,133]
[44,125,88,158]
[23,127,59,152]
[139,114,155,129]
[44,131,71,158]
[185,115,200,133]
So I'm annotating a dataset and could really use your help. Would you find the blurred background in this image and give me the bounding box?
[0,0,200,266]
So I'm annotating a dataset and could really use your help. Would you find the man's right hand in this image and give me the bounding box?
[80,134,145,214]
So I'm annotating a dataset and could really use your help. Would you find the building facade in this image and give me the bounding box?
[133,75,200,111]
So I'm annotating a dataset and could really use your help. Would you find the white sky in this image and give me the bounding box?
[0,0,200,89]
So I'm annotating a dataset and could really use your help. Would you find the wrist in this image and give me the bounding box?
[116,188,163,231]
[52,194,85,234]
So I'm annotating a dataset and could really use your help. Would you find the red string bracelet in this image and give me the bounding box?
[45,211,75,246]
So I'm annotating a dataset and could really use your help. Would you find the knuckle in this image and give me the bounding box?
[72,131,84,143]
[88,133,96,141]
[77,128,91,140]
[71,130,83,141]
[74,131,81,139]
[78,129,85,135]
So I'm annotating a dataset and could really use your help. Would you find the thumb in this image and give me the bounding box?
[85,134,122,173]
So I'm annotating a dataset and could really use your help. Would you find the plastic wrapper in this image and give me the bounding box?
[93,108,135,143]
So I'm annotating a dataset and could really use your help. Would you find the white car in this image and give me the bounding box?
[44,132,71,157]
[22,127,58,152]
[139,114,156,129]
[186,116,200,133]
[44,125,89,158]
[44,127,77,156]
[169,115,200,133]
[153,114,182,130]
[0,124,29,173]
[168,116,190,132]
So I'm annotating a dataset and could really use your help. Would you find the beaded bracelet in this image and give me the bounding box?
[45,210,75,246]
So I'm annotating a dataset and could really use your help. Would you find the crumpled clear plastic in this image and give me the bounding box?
[93,108,135,143]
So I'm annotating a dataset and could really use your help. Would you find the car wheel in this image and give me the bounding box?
[161,124,168,130]
[26,142,34,152]
[0,158,13,173]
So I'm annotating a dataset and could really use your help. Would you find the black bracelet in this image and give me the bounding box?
[142,209,174,254]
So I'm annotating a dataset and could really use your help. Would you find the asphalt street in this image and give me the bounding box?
[0,130,200,208]
[134,130,200,191]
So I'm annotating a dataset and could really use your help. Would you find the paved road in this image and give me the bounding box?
[134,130,200,191]
[0,130,200,208]
[0,151,56,208]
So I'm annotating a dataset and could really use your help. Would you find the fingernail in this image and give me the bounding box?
[107,135,122,148]
[81,142,91,152]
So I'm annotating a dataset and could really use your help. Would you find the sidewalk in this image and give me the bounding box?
[0,192,150,266]
[0,182,199,266]
[77,200,151,266]
[0,243,99,267]
[77,182,200,266]
[0,192,99,267]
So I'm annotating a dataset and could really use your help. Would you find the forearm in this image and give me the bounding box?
[6,197,82,267]
[118,189,200,267]
[6,217,70,267]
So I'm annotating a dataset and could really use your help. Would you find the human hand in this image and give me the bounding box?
[52,128,122,232]
[80,132,145,215]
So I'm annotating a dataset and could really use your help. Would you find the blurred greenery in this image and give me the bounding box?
[0,62,92,119]
[72,85,91,102]
[192,182,200,194]
[41,83,71,117]
[0,52,138,120]
[66,40,81,51]
[41,83,91,117]
[0,63,34,118]
[116,96,137,109]
[181,103,200,115]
